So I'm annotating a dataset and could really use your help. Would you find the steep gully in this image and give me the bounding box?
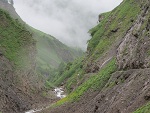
[25,87,66,113]
[25,58,112,113]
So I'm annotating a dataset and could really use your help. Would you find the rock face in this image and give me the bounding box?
[0,0,20,19]
[40,0,150,113]
[0,56,33,112]
[1,0,150,112]
[45,69,150,113]
[0,6,44,113]
[117,2,150,70]
[0,1,83,112]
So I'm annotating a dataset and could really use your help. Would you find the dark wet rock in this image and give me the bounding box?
[111,28,119,33]
[144,94,150,100]
[94,105,98,113]
[116,5,150,70]
[0,51,3,56]
[41,69,150,113]
[40,1,150,113]
[98,14,105,22]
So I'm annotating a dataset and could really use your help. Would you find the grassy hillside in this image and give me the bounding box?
[33,27,83,67]
[87,0,140,60]
[51,57,84,87]
[0,2,83,111]
[0,1,83,79]
[54,58,117,106]
[43,0,150,112]
[0,8,43,88]
[0,9,34,68]
[133,102,150,113]
[29,27,83,78]
[0,8,45,112]
[53,0,141,97]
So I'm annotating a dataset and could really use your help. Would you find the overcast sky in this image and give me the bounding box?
[13,0,122,50]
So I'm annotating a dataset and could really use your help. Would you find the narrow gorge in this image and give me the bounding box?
[0,0,150,113]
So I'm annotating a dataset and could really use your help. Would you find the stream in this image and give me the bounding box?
[24,57,113,113]
[54,87,66,99]
[25,87,66,113]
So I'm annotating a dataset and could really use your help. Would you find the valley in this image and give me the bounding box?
[0,0,150,113]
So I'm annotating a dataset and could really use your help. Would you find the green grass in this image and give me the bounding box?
[147,50,150,56]
[88,12,110,52]
[0,9,34,68]
[28,26,83,77]
[133,102,150,113]
[53,58,83,86]
[45,80,55,89]
[53,58,117,106]
[33,30,61,69]
[43,0,146,111]
[47,0,149,111]
[29,27,83,68]
[65,68,84,93]
[87,0,140,60]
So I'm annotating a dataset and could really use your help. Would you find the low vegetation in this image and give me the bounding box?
[50,58,83,87]
[28,26,83,81]
[53,58,117,106]
[87,0,140,60]
[133,102,150,113]
[0,9,34,68]
[47,1,145,112]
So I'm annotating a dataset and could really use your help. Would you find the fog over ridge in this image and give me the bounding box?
[13,0,122,50]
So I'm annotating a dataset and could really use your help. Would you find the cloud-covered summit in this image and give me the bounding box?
[13,0,122,50]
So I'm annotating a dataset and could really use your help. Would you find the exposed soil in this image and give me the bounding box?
[0,55,57,113]
[39,2,150,113]
[41,69,150,113]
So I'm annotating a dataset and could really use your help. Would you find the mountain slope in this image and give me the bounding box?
[41,0,150,112]
[0,1,83,112]
[26,26,83,80]
[0,0,21,19]
[30,27,83,75]
[0,0,83,77]
[0,8,45,113]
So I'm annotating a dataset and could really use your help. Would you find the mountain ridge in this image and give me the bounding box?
[41,0,150,112]
[0,0,83,112]
[0,0,83,77]
[0,7,45,112]
[1,0,150,112]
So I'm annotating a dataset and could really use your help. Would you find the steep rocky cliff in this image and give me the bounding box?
[0,3,45,113]
[0,0,83,77]
[1,0,150,112]
[0,0,83,112]
[41,0,150,112]
[0,0,21,19]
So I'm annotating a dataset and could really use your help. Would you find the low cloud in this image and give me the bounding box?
[13,0,122,50]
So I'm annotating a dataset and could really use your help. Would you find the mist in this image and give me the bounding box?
[13,0,122,50]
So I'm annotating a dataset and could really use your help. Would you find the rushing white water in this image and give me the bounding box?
[25,87,66,113]
[54,87,66,99]
[25,109,42,113]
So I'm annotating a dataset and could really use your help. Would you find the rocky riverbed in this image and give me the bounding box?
[25,87,66,113]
